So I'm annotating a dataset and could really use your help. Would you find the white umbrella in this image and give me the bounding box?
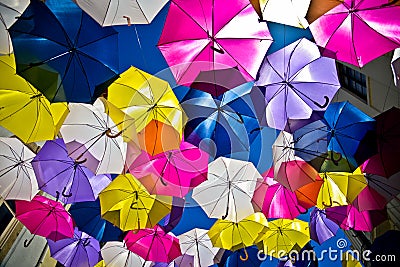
[192,157,260,222]
[0,0,29,54]
[391,48,400,88]
[101,241,151,267]
[178,228,219,267]
[74,0,169,26]
[60,97,140,175]
[0,137,38,200]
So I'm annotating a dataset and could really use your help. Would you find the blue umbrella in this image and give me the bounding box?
[9,0,119,103]
[69,199,123,243]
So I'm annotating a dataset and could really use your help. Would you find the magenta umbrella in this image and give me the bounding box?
[157,0,273,85]
[309,0,400,68]
[124,225,182,263]
[15,195,75,246]
[255,38,340,130]
[129,141,209,198]
[310,208,340,244]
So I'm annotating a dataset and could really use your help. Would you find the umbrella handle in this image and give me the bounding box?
[105,129,123,139]
[330,151,342,166]
[159,176,168,186]
[122,16,131,26]
[82,239,91,246]
[210,46,225,54]
[55,191,60,202]
[240,248,249,261]
[24,235,35,247]
[322,201,333,208]
[250,127,262,134]
[74,157,87,164]
[62,187,72,198]
[313,96,330,109]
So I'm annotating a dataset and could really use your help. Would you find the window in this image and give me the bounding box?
[337,63,368,102]
[0,199,17,249]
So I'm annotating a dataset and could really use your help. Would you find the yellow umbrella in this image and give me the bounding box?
[342,251,363,267]
[107,66,186,137]
[94,260,105,267]
[317,168,367,209]
[0,54,68,143]
[257,218,310,258]
[208,213,269,260]
[98,173,172,231]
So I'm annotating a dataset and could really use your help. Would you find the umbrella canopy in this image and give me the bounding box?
[341,251,363,267]
[75,0,169,26]
[305,0,343,23]
[192,157,260,222]
[325,204,388,231]
[309,0,400,67]
[295,177,324,209]
[32,138,112,204]
[0,137,38,201]
[98,173,172,231]
[392,48,400,88]
[351,184,388,212]
[47,227,101,267]
[359,173,400,206]
[256,218,310,258]
[255,38,340,130]
[8,0,119,103]
[272,131,320,191]
[310,208,340,244]
[182,83,260,158]
[129,141,209,198]
[250,0,310,28]
[101,241,149,267]
[178,228,219,267]
[208,213,269,253]
[15,195,75,242]
[0,54,69,143]
[124,225,182,263]
[317,168,367,209]
[0,0,29,54]
[293,101,376,172]
[190,67,247,97]
[60,97,140,175]
[107,66,186,137]
[158,197,185,233]
[361,107,400,177]
[69,200,123,243]
[157,0,273,85]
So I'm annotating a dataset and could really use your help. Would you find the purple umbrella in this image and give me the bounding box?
[310,208,340,244]
[32,139,112,204]
[255,38,340,130]
[159,197,185,233]
[47,227,101,267]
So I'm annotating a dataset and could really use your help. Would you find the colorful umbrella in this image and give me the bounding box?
[98,173,172,231]
[0,0,29,54]
[295,177,324,209]
[124,225,182,263]
[310,207,340,244]
[9,0,119,103]
[255,38,340,130]
[361,107,400,177]
[351,184,388,212]
[158,197,185,233]
[309,0,400,67]
[47,227,101,267]
[192,157,260,222]
[32,138,112,204]
[15,195,75,245]
[305,0,343,23]
[0,137,38,201]
[190,67,247,97]
[74,0,169,26]
[157,0,273,85]
[256,218,310,257]
[0,54,69,143]
[101,241,148,267]
[293,101,376,172]
[272,131,320,191]
[178,228,219,267]
[69,200,123,243]
[107,66,186,137]
[129,141,209,198]
[208,213,269,258]
[360,173,400,206]
[60,98,140,175]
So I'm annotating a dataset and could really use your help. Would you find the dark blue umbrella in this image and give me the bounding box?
[9,0,119,103]
[69,199,123,243]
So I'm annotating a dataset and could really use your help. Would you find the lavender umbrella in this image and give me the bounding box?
[255,38,340,130]
[47,227,101,267]
[310,208,340,244]
[32,139,112,204]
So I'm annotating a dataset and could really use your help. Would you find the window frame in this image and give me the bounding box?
[0,198,19,250]
[336,62,369,104]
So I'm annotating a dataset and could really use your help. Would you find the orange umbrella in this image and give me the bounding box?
[138,120,181,156]
[295,177,324,208]
[306,0,343,23]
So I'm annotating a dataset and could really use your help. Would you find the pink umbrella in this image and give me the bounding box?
[309,0,400,67]
[325,204,388,231]
[129,141,209,198]
[157,0,273,85]
[252,168,308,219]
[124,225,182,263]
[15,195,75,246]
